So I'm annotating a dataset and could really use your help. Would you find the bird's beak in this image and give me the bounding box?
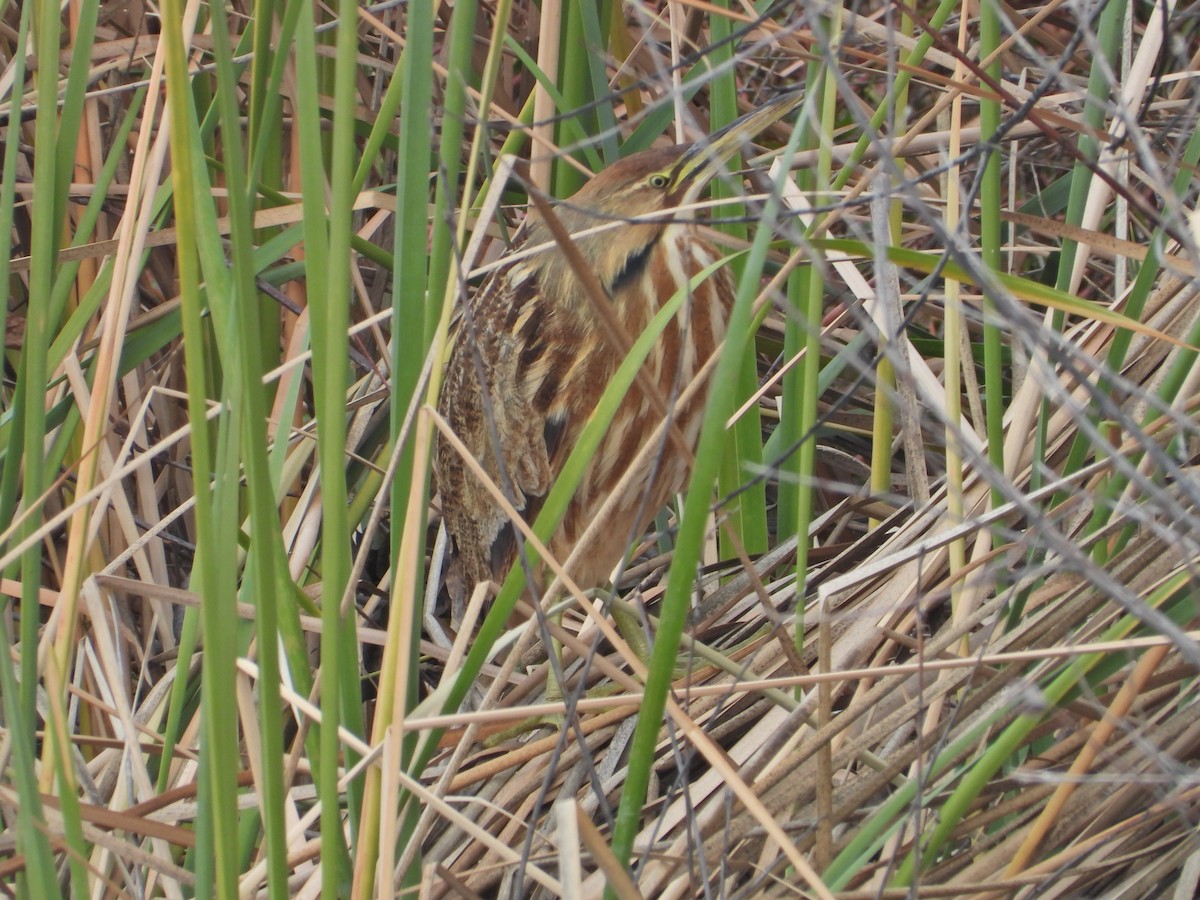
[670,89,805,199]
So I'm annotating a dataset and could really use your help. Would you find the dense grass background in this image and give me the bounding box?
[3,0,1200,896]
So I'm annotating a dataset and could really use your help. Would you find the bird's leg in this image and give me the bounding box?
[543,608,565,704]
[599,594,698,685]
[483,596,570,746]
[537,582,572,706]
[607,594,652,665]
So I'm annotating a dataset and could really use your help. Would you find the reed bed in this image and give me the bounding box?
[2,0,1199,896]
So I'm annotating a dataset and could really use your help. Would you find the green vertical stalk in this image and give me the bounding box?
[207,8,290,895]
[25,1,90,890]
[978,0,1005,496]
[349,0,436,888]
[0,6,55,893]
[390,0,435,696]
[373,6,477,880]
[397,0,443,354]
[392,4,476,823]
[556,0,591,197]
[578,0,620,162]
[306,0,363,887]
[160,0,237,893]
[0,617,59,894]
[868,355,896,518]
[711,2,768,556]
[24,0,61,753]
[53,0,100,223]
[425,0,479,348]
[1038,0,1124,536]
[776,84,821,542]
[792,2,843,626]
[869,6,910,525]
[249,0,306,187]
[246,0,275,150]
[287,0,329,718]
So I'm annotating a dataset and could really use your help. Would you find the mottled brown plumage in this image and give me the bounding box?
[437,147,730,601]
[436,94,802,603]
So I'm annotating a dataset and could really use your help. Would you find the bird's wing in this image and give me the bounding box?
[436,260,576,594]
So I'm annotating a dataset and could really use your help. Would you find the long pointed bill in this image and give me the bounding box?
[671,88,805,198]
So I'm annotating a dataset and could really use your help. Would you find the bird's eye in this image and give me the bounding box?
[648,173,670,189]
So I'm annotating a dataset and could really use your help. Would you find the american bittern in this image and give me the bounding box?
[437,93,801,612]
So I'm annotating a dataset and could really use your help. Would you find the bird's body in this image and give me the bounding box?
[437,145,734,601]
[436,91,804,605]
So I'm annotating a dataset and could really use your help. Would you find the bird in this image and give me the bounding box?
[436,93,802,614]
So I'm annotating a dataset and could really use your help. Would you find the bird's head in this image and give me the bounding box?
[525,146,693,298]
[520,90,803,306]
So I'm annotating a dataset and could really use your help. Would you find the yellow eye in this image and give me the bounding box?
[648,173,670,189]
